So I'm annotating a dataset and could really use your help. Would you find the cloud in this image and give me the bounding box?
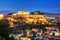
[54,9,60,12]
[55,10,60,12]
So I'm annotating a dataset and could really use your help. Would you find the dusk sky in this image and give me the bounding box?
[0,0,60,14]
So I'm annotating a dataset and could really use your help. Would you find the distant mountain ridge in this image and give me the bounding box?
[41,12,60,15]
[0,10,14,14]
[0,10,60,14]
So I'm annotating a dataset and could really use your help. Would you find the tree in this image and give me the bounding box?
[0,20,10,40]
[57,21,60,29]
[57,21,60,26]
[31,11,44,15]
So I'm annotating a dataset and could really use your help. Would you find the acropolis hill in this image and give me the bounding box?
[0,11,58,27]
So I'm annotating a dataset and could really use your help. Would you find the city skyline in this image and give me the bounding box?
[0,0,60,14]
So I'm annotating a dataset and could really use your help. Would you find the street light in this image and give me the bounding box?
[39,19,43,20]
[0,14,4,20]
